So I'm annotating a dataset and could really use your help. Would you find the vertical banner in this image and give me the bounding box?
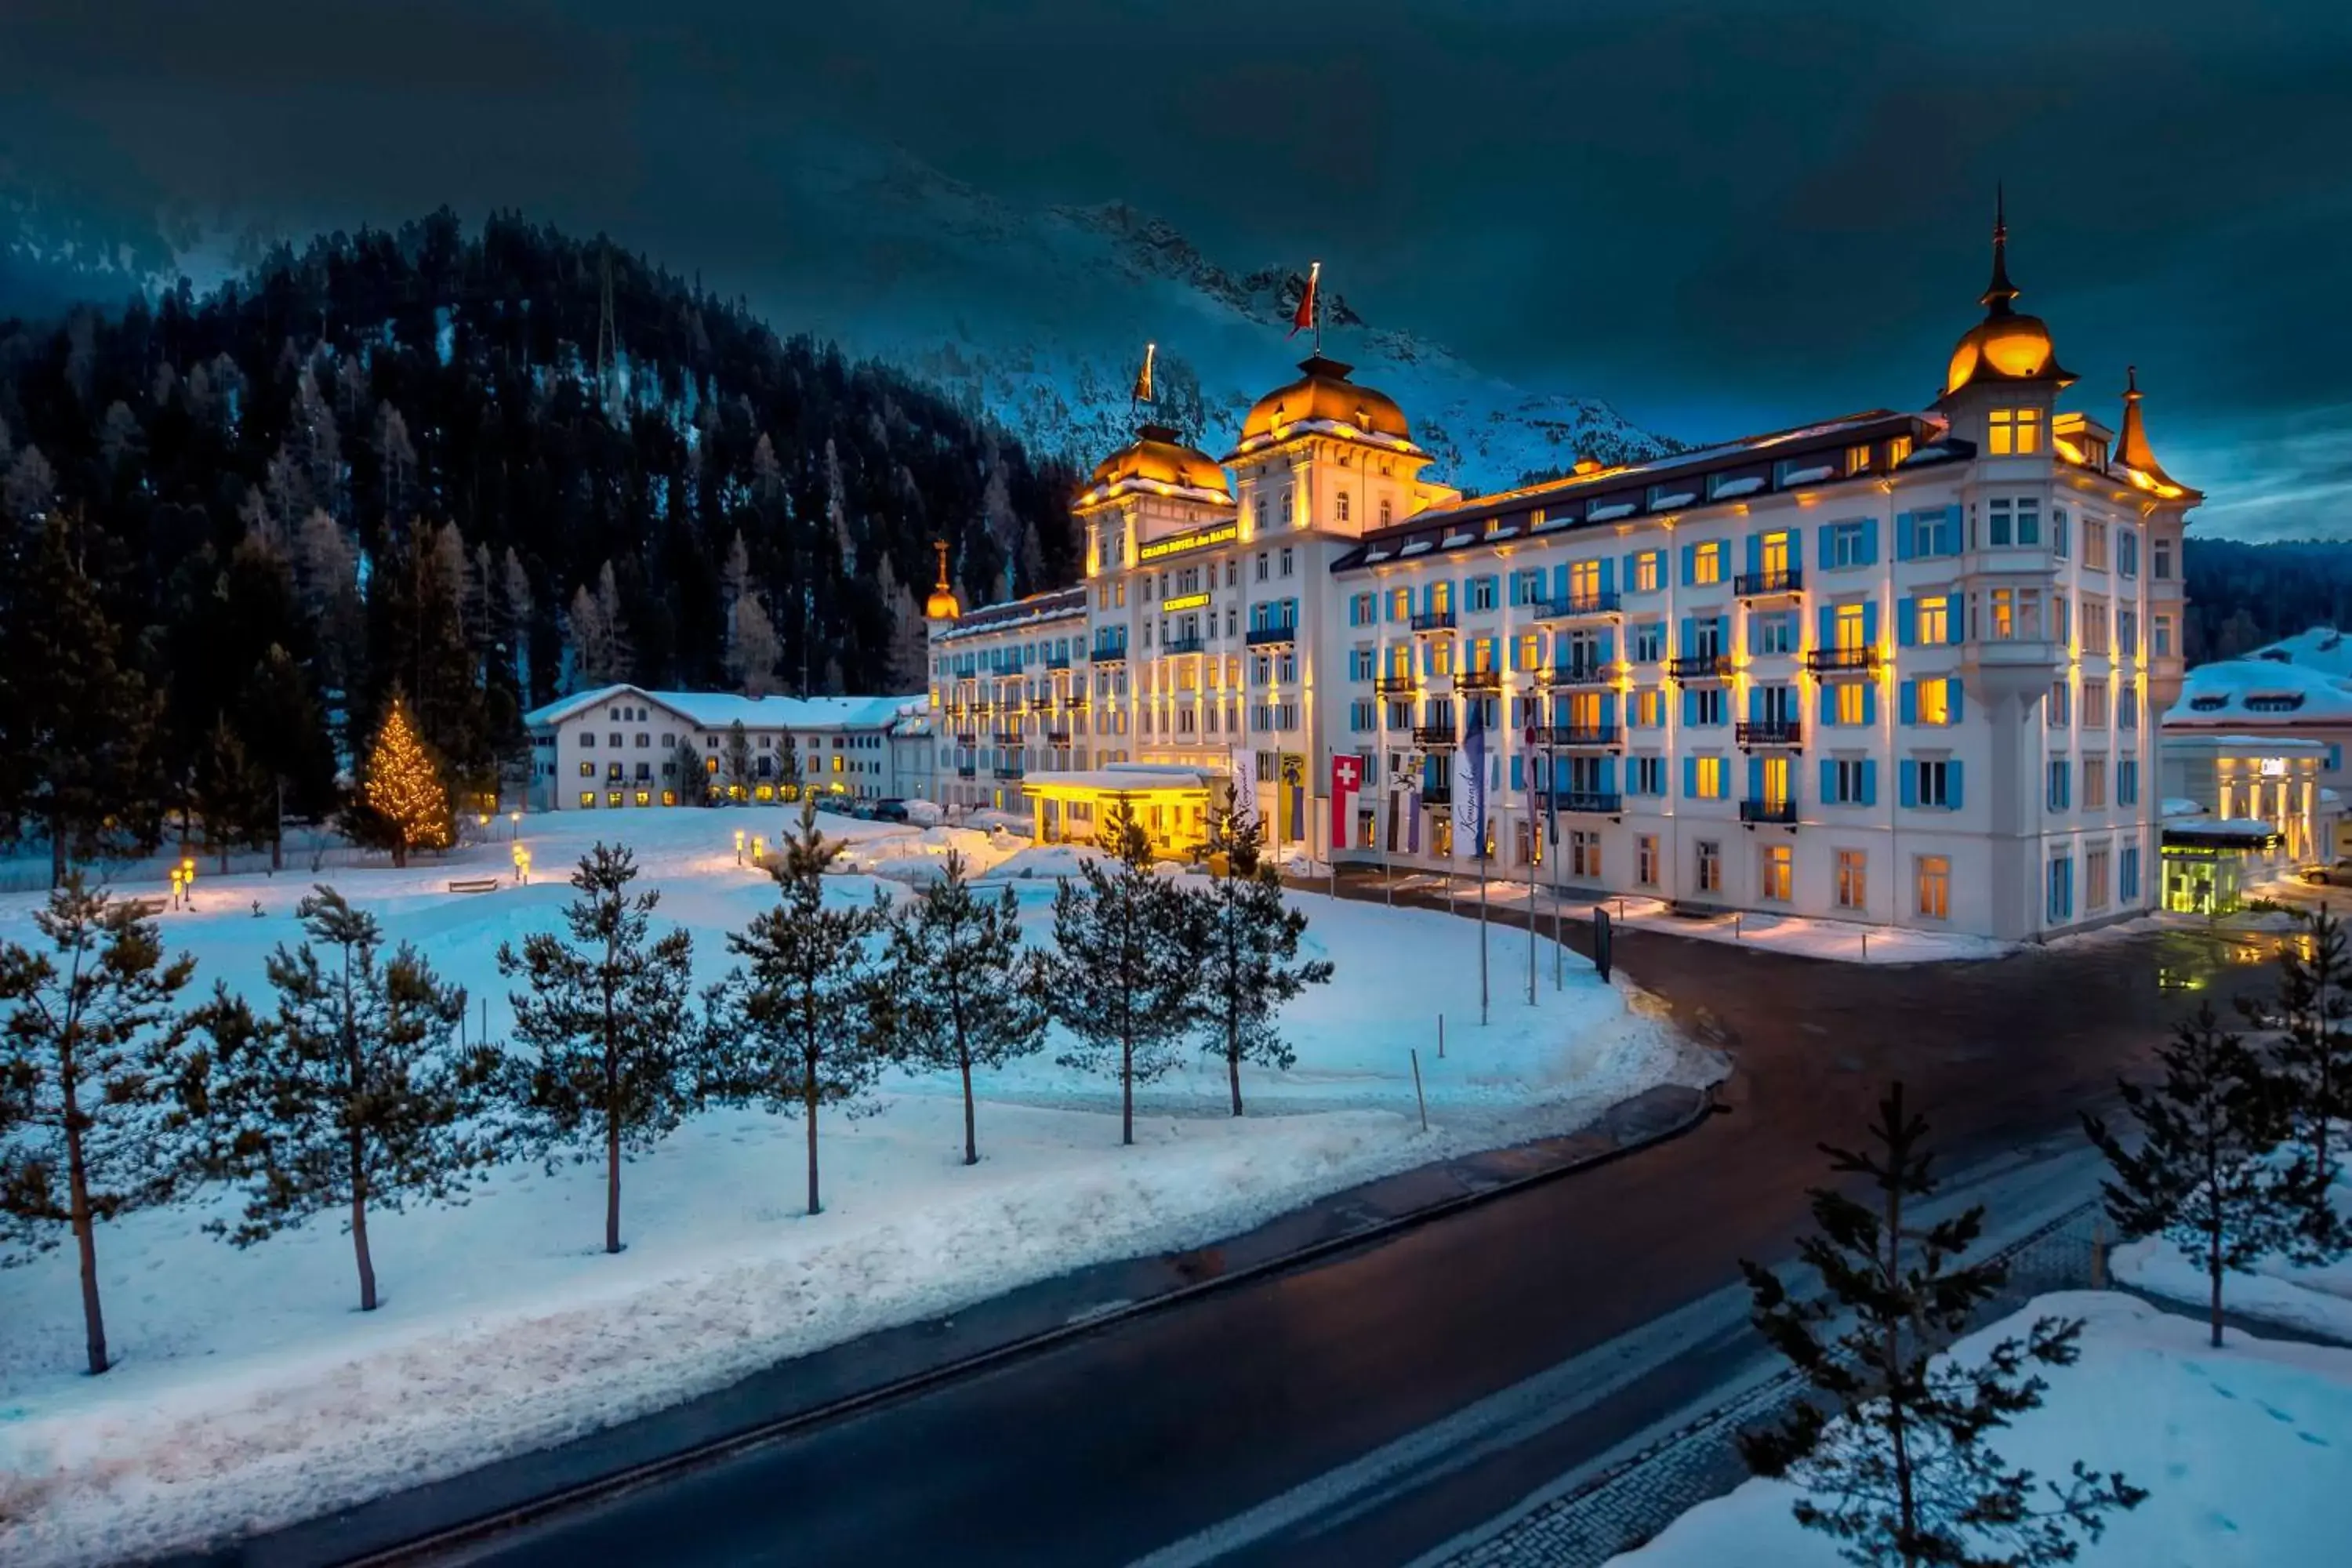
[1594,905,1614,982]
[1454,706,1489,862]
[1330,753,1361,849]
[1230,749,1258,829]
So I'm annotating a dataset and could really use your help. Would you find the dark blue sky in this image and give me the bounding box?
[3,0,2346,537]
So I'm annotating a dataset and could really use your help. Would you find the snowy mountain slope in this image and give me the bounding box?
[759,141,1679,490]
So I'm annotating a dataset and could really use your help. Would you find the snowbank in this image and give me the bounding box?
[2113,1163,2352,1343]
[0,805,1693,1566]
[1610,1291,2352,1567]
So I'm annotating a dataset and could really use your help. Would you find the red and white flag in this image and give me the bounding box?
[1330,751,1361,848]
[1288,260,1320,339]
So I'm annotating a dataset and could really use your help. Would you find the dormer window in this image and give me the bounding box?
[2188,695,2227,712]
[1887,435,1914,466]
[1988,408,2042,456]
[1846,444,1871,476]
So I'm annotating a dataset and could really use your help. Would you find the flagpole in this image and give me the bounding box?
[1551,733,1563,990]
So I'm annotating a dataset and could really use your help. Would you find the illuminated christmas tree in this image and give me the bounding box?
[360,698,452,867]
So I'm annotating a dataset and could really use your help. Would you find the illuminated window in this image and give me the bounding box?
[1633,551,1663,593]
[579,761,594,778]
[1987,408,2041,456]
[1692,541,1725,586]
[1916,855,1951,920]
[1761,844,1792,902]
[1570,559,1602,601]
[1845,444,1871,477]
[1692,755,1726,799]
[634,790,652,807]
[1917,680,1951,726]
[1887,435,1913,467]
[608,791,624,808]
[1918,597,1951,645]
[1336,492,1351,524]
[579,791,596,808]
[1835,849,1867,909]
[1835,682,1867,726]
[1834,602,1867,651]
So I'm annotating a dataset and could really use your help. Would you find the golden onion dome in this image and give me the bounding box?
[1085,424,1232,497]
[1239,355,1410,445]
[1943,192,2074,398]
[923,540,962,621]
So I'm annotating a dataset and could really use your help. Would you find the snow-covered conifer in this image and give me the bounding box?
[1045,801,1194,1145]
[497,844,701,1254]
[703,793,890,1214]
[2085,1001,2314,1346]
[198,886,496,1310]
[883,850,1046,1164]
[0,880,203,1374]
[1743,1083,2144,1565]
[1189,809,1332,1116]
[2247,905,2352,1260]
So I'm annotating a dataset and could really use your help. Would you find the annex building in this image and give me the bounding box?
[923,209,2199,942]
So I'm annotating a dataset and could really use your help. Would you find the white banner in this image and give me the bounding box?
[1229,749,1258,828]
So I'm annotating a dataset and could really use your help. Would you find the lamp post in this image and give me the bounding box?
[512,844,532,884]
[751,834,766,866]
[169,865,186,910]
[180,857,197,910]
[510,810,521,842]
[734,829,746,866]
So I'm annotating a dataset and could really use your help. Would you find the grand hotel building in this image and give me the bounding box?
[924,216,2198,942]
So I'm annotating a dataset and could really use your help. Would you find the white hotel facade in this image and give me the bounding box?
[927,216,2198,942]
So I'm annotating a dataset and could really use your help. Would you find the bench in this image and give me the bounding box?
[122,897,168,918]
[446,878,503,895]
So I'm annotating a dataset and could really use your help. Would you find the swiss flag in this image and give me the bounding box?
[1330,752,1361,848]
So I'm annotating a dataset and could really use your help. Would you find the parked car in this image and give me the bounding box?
[2302,858,2352,885]
[872,799,912,823]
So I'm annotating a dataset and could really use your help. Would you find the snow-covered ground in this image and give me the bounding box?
[2114,1161,2352,1345]
[1610,1291,2352,1568]
[0,808,1699,1566]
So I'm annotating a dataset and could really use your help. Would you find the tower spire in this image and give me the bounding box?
[1980,183,2020,316]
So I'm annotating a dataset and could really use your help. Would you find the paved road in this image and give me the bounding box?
[427,895,2281,1568]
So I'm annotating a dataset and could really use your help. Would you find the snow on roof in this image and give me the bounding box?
[2161,797,2205,820]
[1587,500,1636,522]
[2247,625,2352,678]
[2164,658,2352,728]
[525,684,924,733]
[1710,475,1766,499]
[934,586,1090,643]
[1777,462,1836,487]
[1022,764,1216,793]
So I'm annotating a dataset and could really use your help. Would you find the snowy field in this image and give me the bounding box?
[2114,1163,2352,1344]
[1610,1291,2352,1568]
[0,808,1697,1566]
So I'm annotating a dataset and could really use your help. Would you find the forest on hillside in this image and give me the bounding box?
[2183,538,2352,661]
[0,209,1082,871]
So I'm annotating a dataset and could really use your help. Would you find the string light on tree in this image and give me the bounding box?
[362,698,452,869]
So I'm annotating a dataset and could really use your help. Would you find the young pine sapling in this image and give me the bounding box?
[1191,808,1332,1116]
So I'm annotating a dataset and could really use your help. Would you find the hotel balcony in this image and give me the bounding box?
[1538,789,1624,815]
[1733,568,1804,599]
[1543,661,1614,688]
[1667,653,1734,682]
[1419,782,1453,806]
[1044,651,1073,670]
[1531,724,1620,747]
[1740,797,1799,825]
[1735,720,1803,749]
[1245,624,1298,648]
[1454,668,1503,693]
[1062,693,1091,711]
[1533,591,1621,622]
[993,763,1027,780]
[1029,695,1054,711]
[1093,641,1129,663]
[953,731,978,747]
[1804,646,1879,677]
[956,763,977,779]
[994,731,1025,748]
[1411,724,1457,749]
[1161,633,1207,655]
[1375,673,1416,697]
[1045,727,1073,746]
[1410,608,1457,633]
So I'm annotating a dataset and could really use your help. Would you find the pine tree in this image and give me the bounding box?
[703,795,891,1215]
[2085,1001,2314,1347]
[1046,801,1194,1145]
[722,720,754,803]
[354,696,452,868]
[779,731,803,802]
[1190,810,1332,1115]
[2246,905,2352,1260]
[197,887,496,1310]
[1741,1083,2144,1566]
[673,737,710,804]
[883,850,1047,1164]
[237,643,339,870]
[0,879,203,1375]
[497,844,701,1254]
[191,713,270,873]
[729,596,782,697]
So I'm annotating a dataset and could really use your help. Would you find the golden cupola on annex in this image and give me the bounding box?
[1221,353,1455,539]
[1071,347,1241,579]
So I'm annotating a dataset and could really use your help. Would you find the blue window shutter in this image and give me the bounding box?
[1747,755,1763,800]
[1599,557,1617,595]
[1899,679,1918,725]
[1947,677,1965,722]
[1896,597,1917,647]
[1601,690,1619,727]
[1681,686,1697,726]
[1862,683,1878,725]
[1819,757,1836,803]
[1864,601,1880,645]
[1597,629,1616,664]
[1817,604,1835,646]
[1510,756,1523,790]
[1748,684,1763,720]
[1817,683,1834,725]
[1679,615,1694,652]
[1817,527,1834,571]
[1747,615,1762,656]
[1745,533,1762,577]
[1859,760,1877,807]
[1935,506,1959,557]
[1715,614,1732,647]
[1949,760,1965,810]
[1552,564,1569,602]
[1680,543,1697,585]
[1900,759,1918,808]
[1862,518,1880,565]
[1683,755,1698,798]
[1895,511,1915,561]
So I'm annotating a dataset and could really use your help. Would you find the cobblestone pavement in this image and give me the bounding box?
[1441,1206,2106,1568]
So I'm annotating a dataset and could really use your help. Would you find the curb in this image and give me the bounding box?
[332,1083,1726,1566]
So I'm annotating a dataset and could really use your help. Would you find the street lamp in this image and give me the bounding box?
[169,865,187,910]
[510,810,521,842]
[734,829,746,866]
[751,834,766,866]
[180,858,197,909]
[511,843,532,885]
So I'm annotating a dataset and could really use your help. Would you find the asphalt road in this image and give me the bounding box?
[426,895,2281,1568]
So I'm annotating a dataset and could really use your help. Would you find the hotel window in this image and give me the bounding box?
[1336,492,1350,524]
[2047,855,2074,924]
[1516,632,1544,670]
[1987,498,2014,546]
[2118,609,2138,657]
[2082,599,2111,655]
[1752,612,1796,656]
[1631,754,1666,795]
[1988,407,2042,456]
[1761,843,1793,902]
[1632,621,1664,662]
[2118,758,2140,804]
[1913,758,1956,808]
[1350,647,1377,681]
[1835,849,1867,910]
[1917,595,1951,646]
[1832,681,1867,727]
[1510,568,1544,606]
[2086,846,2112,911]
[1916,680,1951,727]
[1570,558,1602,603]
[1636,834,1660,887]
[1824,521,1872,568]
[1280,546,1296,577]
[2053,508,2071,559]
[1690,754,1726,799]
[1690,540,1725,586]
[2083,680,2109,728]
[1470,575,1499,612]
[1632,550,1664,593]
[2047,758,2071,811]
[1827,757,1873,807]
[2083,518,2110,571]
[1431,578,1452,614]
[579,791,596,808]
[2153,615,2173,658]
[1632,688,1664,728]
[1845,443,1871,476]
[2083,757,2108,809]
[2153,536,2172,579]
[1886,434,1913,467]
[1389,586,1411,621]
[1834,601,1867,652]
[2118,528,2140,578]
[1380,498,1393,527]
[1571,830,1602,879]
[1695,839,1722,894]
[1986,587,2016,641]
[1916,855,1951,920]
